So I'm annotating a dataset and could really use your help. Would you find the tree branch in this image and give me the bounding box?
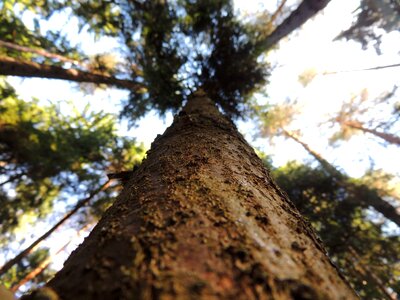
[0,181,111,277]
[323,63,400,75]
[0,39,86,67]
[283,130,400,227]
[343,120,400,146]
[0,56,146,91]
[256,0,331,52]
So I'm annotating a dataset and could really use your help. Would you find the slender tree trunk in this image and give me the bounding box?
[323,63,400,75]
[256,0,331,52]
[343,121,400,146]
[24,91,357,300]
[283,130,400,227]
[267,0,288,28]
[0,173,24,187]
[11,243,71,294]
[282,130,344,179]
[346,247,396,300]
[0,181,110,276]
[11,224,92,293]
[0,56,144,91]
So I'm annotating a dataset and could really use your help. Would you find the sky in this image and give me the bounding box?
[235,0,400,178]
[7,0,400,177]
[3,0,400,293]
[8,0,399,178]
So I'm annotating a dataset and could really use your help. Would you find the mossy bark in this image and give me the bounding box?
[34,91,357,299]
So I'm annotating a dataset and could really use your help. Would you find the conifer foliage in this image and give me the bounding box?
[0,0,399,298]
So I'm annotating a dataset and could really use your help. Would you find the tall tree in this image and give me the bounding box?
[22,92,357,299]
[335,0,400,54]
[0,0,332,119]
[1,0,361,298]
[0,181,111,277]
[255,102,400,226]
[254,0,331,52]
[0,79,145,254]
[272,162,400,299]
[329,87,400,146]
[286,131,400,226]
[279,123,400,226]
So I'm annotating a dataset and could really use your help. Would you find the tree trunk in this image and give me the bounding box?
[26,92,356,299]
[283,130,400,227]
[343,121,400,146]
[0,56,143,91]
[256,0,331,52]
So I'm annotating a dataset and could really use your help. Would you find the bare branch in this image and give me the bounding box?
[0,56,146,92]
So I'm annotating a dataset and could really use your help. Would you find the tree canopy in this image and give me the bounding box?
[0,0,399,298]
[336,0,400,54]
[272,162,400,298]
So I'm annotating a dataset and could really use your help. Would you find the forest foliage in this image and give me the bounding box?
[0,0,399,298]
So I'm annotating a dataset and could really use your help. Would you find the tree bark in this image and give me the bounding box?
[0,56,144,91]
[343,121,400,146]
[256,0,331,52]
[28,92,356,299]
[283,130,400,227]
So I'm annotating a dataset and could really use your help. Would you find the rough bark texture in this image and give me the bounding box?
[283,130,400,227]
[31,92,356,299]
[0,56,142,91]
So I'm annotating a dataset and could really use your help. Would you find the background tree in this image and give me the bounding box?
[0,0,331,120]
[8,223,92,293]
[1,248,55,293]
[0,78,143,237]
[329,86,400,146]
[253,86,400,298]
[271,161,400,298]
[0,77,145,291]
[335,0,400,54]
[255,100,400,225]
